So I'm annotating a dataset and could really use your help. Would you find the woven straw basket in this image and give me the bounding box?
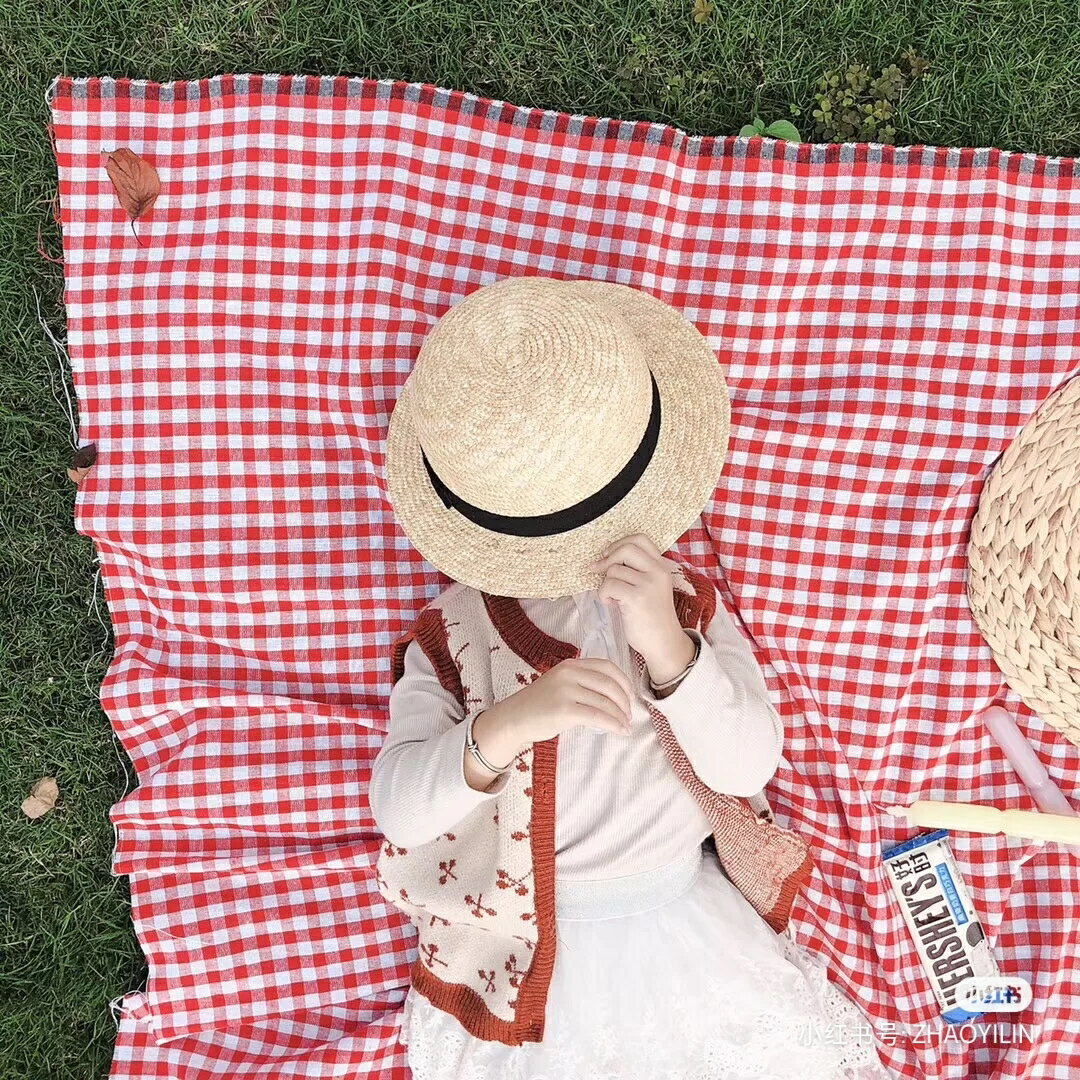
[967,373,1080,748]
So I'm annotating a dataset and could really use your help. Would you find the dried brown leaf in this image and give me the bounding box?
[21,777,60,819]
[104,148,160,220]
[72,443,97,468]
[67,442,97,484]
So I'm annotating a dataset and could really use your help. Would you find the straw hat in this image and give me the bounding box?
[384,275,730,599]
[967,372,1080,748]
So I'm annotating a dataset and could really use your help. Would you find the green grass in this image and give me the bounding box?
[4,2,1080,1077]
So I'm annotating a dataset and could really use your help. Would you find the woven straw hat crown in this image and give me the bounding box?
[412,278,654,516]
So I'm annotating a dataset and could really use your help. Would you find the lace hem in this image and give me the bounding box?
[402,971,896,1080]
[775,930,897,1080]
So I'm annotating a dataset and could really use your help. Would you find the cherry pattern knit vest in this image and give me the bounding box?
[374,562,815,1046]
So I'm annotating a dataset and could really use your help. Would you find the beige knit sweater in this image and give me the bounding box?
[370,586,785,881]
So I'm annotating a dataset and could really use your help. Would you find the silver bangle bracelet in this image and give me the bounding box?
[465,710,513,774]
[649,634,701,691]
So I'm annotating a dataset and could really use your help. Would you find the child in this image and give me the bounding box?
[371,276,896,1078]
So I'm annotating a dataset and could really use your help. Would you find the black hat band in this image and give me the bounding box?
[420,369,662,537]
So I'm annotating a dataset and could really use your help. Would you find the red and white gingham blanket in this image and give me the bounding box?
[47,73,1080,1080]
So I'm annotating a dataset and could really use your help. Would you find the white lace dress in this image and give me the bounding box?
[397,590,898,1080]
[401,845,896,1080]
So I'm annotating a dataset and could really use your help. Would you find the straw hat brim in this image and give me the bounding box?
[384,280,730,599]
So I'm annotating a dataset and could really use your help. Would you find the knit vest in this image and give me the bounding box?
[374,561,815,1046]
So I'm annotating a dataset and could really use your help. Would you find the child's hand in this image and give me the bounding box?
[486,656,636,746]
[587,534,691,671]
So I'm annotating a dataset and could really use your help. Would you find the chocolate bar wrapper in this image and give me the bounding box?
[882,828,1001,1023]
